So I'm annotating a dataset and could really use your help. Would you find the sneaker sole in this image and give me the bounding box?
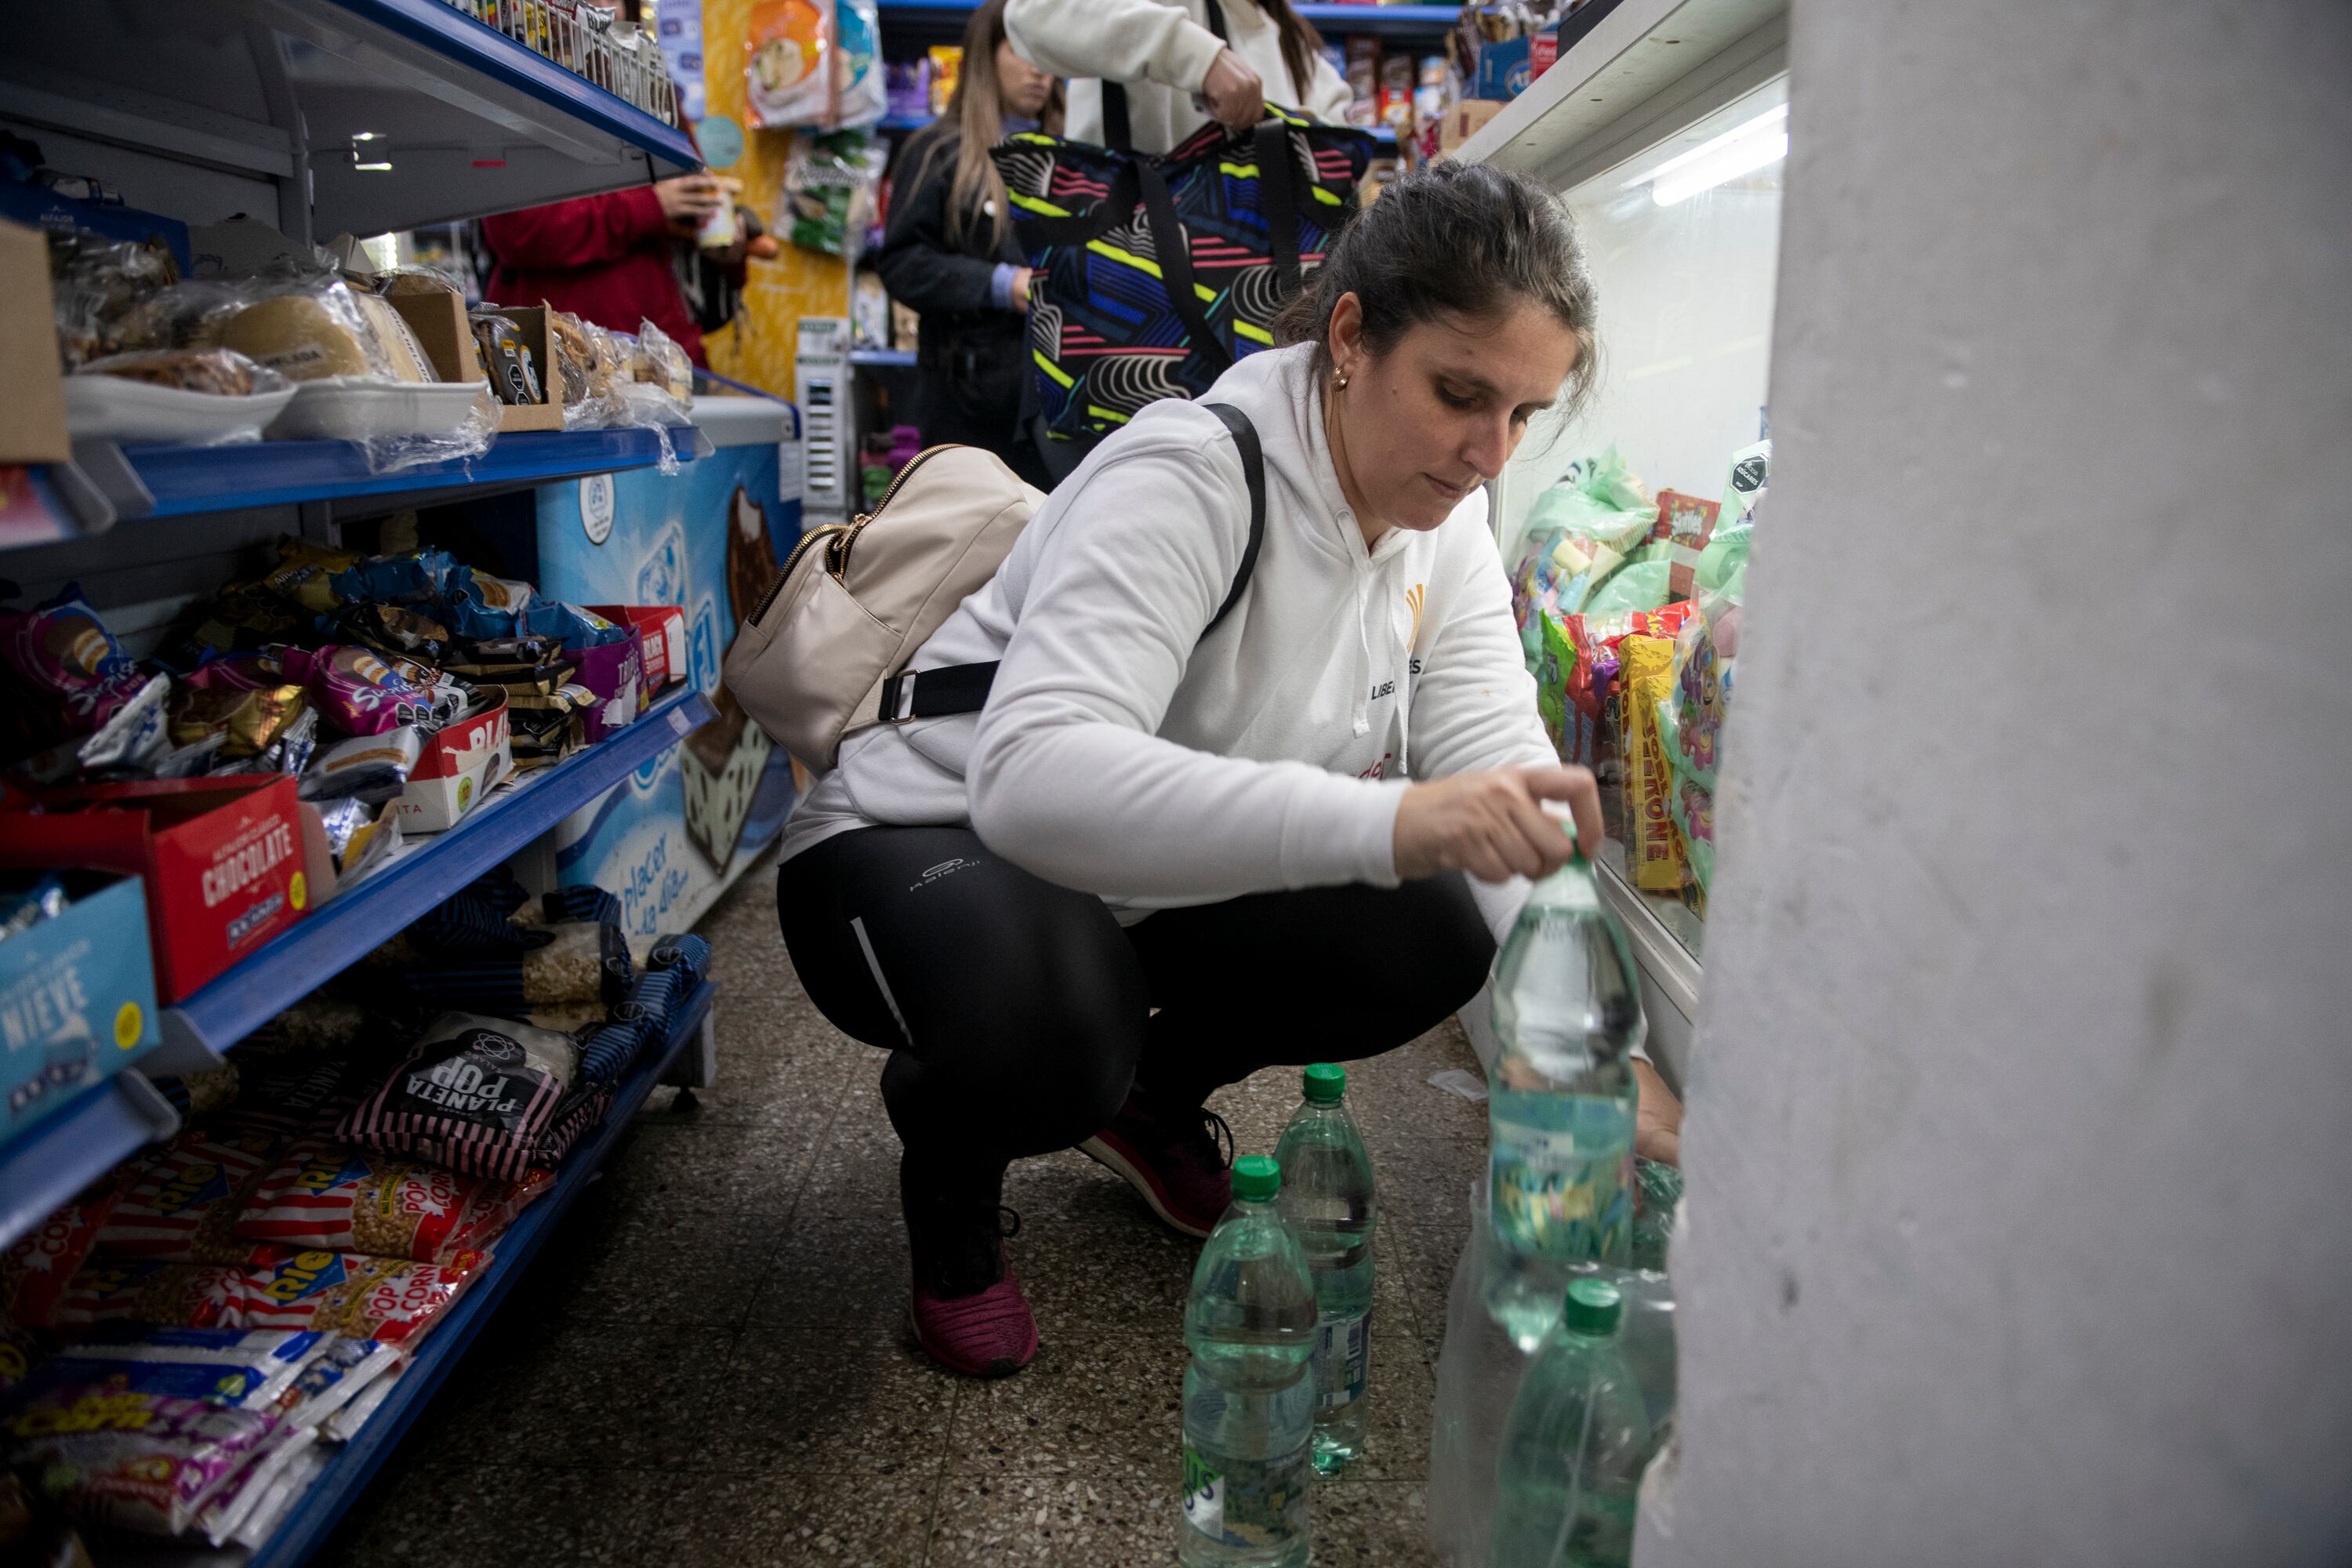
[1078,1134,1214,1240]
[905,1301,1036,1379]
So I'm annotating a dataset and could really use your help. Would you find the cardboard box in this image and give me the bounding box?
[0,872,162,1148]
[0,220,69,466]
[393,692,513,834]
[1475,36,1533,100]
[589,606,687,691]
[1436,100,1506,156]
[386,294,563,434]
[0,778,312,1003]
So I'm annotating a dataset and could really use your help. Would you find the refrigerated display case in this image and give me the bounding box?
[1461,0,1786,1080]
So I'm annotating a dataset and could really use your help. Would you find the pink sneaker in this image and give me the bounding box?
[909,1246,1038,1378]
[902,1159,1037,1377]
[1080,1091,1234,1240]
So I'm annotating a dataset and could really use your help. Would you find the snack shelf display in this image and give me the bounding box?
[169,684,717,1062]
[240,977,714,1568]
[86,426,720,528]
[0,685,715,1258]
[0,0,699,244]
[1466,0,1788,1083]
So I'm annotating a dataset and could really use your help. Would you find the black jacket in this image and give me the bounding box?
[876,125,1028,373]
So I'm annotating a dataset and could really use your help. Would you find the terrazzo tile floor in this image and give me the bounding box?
[315,857,1486,1566]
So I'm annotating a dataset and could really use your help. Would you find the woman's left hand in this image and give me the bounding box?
[1632,1057,1683,1167]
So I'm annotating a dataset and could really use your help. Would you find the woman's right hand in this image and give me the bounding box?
[1199,47,1265,131]
[655,174,727,226]
[1392,765,1602,884]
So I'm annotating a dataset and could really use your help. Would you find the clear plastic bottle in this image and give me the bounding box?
[1485,831,1646,1348]
[1275,1062,1378,1476]
[1490,1277,1653,1568]
[1180,1153,1318,1568]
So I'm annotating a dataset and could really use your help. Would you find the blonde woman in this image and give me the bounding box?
[874,0,1062,485]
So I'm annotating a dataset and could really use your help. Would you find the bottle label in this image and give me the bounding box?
[1180,1443,1309,1549]
[1490,1120,1634,1261]
[1312,1315,1370,1410]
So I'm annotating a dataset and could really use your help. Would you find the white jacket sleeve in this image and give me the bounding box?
[1004,0,1226,95]
[1408,507,1560,781]
[1302,51,1354,124]
[969,428,1406,899]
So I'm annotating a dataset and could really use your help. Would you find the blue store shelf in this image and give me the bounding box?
[0,1073,183,1255]
[167,684,717,1058]
[877,0,1455,31]
[106,426,717,522]
[245,976,715,1568]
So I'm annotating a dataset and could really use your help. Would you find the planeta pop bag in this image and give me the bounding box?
[722,408,1265,773]
[993,7,1376,451]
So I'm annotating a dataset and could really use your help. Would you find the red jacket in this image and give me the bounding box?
[482,187,706,366]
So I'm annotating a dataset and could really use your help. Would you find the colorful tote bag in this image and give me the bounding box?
[992,104,1377,447]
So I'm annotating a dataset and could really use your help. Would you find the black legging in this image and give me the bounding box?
[775,825,1494,1178]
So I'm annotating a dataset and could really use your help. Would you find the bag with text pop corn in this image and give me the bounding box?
[56,1245,481,1344]
[336,1012,579,1181]
[235,1139,549,1262]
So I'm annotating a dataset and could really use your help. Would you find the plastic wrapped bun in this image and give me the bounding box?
[79,348,285,397]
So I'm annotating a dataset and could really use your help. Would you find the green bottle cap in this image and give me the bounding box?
[1232,1154,1281,1202]
[1301,1062,1346,1103]
[1563,1276,1622,1336]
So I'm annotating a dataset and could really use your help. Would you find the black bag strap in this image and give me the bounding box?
[1135,161,1234,376]
[1253,118,1303,303]
[1100,0,1230,154]
[878,401,1266,725]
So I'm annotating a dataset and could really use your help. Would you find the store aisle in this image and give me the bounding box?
[314,854,1483,1566]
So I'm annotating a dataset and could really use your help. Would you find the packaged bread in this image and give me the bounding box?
[214,282,432,383]
[77,347,278,397]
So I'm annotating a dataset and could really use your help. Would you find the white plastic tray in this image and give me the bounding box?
[267,378,487,442]
[64,375,297,446]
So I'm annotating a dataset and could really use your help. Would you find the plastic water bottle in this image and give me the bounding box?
[1490,1277,1654,1568]
[1180,1154,1317,1568]
[1485,828,1646,1348]
[1275,1062,1378,1476]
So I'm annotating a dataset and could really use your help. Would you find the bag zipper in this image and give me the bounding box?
[745,445,960,627]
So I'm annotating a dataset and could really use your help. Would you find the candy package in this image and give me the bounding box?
[166,680,307,761]
[274,645,423,736]
[1618,633,1688,895]
[0,586,161,754]
[19,1327,329,1416]
[330,548,463,608]
[439,568,537,641]
[1657,489,1722,604]
[2,1192,114,1328]
[56,1246,483,1343]
[234,1139,550,1262]
[2,1384,290,1540]
[336,1012,582,1181]
[296,726,423,804]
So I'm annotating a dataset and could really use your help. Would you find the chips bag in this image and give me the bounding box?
[2,1385,288,1539]
[235,1140,549,1262]
[56,1246,482,1343]
[336,1012,581,1181]
[93,1126,283,1264]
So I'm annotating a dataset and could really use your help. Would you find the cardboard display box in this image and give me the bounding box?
[0,872,163,1148]
[0,777,318,1003]
[384,293,563,434]
[393,692,514,834]
[0,220,70,466]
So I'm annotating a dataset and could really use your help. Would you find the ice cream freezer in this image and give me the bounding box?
[522,394,805,938]
[1459,0,1791,1091]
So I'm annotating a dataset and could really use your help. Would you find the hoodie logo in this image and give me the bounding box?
[1406,583,1427,675]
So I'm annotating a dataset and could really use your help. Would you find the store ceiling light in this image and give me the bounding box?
[1624,103,1788,206]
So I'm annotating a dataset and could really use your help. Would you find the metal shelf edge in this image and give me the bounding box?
[169,686,717,1057]
[325,0,699,172]
[0,1073,183,1254]
[243,978,716,1568]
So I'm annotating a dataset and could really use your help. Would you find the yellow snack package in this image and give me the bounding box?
[1619,633,1688,894]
